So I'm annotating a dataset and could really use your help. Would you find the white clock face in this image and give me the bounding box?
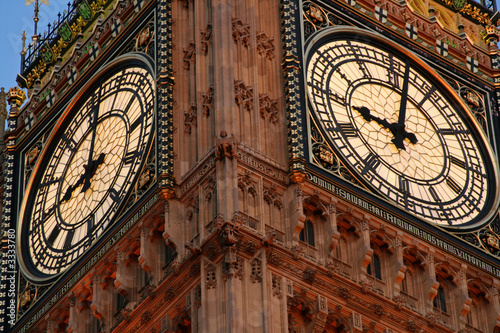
[305,28,499,229]
[18,58,155,281]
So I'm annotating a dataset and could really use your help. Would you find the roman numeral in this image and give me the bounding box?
[124,95,137,114]
[362,153,380,175]
[40,177,60,188]
[64,230,75,249]
[337,123,357,137]
[446,177,462,195]
[417,86,436,107]
[130,117,141,131]
[87,216,95,235]
[109,188,119,202]
[44,205,55,219]
[124,151,138,164]
[61,133,78,151]
[429,187,441,203]
[439,128,471,136]
[399,177,410,194]
[48,226,61,246]
[450,156,466,169]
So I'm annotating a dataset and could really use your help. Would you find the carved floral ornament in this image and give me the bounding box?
[183,41,196,70]
[234,80,254,111]
[200,24,212,54]
[256,31,275,59]
[232,18,251,46]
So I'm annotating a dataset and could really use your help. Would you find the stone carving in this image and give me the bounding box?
[164,287,175,302]
[217,221,240,246]
[206,264,217,289]
[234,80,254,111]
[406,320,418,332]
[133,22,155,54]
[232,18,251,46]
[26,145,41,166]
[373,303,384,316]
[338,287,350,299]
[288,313,300,333]
[223,248,243,281]
[393,294,405,310]
[250,257,263,283]
[360,277,373,293]
[426,310,438,327]
[244,241,258,255]
[185,241,202,255]
[291,245,302,260]
[267,251,281,267]
[140,311,152,326]
[272,274,282,298]
[201,86,214,117]
[183,40,196,70]
[206,243,220,259]
[259,94,279,123]
[184,103,197,134]
[262,231,276,247]
[200,24,212,54]
[303,267,316,284]
[256,31,275,59]
[194,284,201,309]
[216,131,235,160]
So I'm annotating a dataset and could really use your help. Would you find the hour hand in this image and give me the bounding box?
[353,105,418,150]
[81,153,106,193]
[353,106,392,130]
[352,106,373,122]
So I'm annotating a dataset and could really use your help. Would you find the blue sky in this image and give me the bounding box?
[0,0,69,94]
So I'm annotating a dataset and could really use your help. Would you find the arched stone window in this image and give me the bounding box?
[299,218,315,247]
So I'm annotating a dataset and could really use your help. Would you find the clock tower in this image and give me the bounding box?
[2,0,500,332]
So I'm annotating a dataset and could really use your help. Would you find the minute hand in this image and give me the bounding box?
[392,63,413,150]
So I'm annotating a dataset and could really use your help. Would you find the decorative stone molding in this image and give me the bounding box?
[223,247,243,281]
[250,257,263,283]
[303,267,316,284]
[183,40,195,70]
[216,131,236,160]
[201,85,213,117]
[232,18,250,46]
[205,264,217,289]
[183,103,197,134]
[234,80,254,111]
[272,274,282,299]
[256,31,275,59]
[258,93,279,123]
[200,24,212,54]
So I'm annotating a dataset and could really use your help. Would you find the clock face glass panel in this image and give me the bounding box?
[306,32,498,229]
[19,62,155,280]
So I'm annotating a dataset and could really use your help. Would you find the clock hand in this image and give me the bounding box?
[61,175,86,203]
[87,100,99,168]
[80,98,107,192]
[352,106,418,147]
[60,153,106,203]
[81,153,106,192]
[391,62,413,150]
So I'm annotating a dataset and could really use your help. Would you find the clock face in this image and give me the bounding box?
[18,58,155,281]
[305,28,499,229]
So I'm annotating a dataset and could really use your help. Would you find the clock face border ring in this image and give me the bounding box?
[304,26,500,230]
[17,53,156,283]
